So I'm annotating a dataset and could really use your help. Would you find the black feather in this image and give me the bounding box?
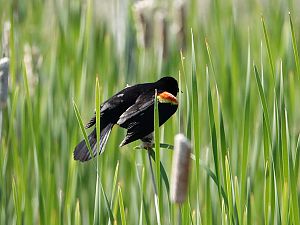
[74,123,113,162]
[73,76,179,162]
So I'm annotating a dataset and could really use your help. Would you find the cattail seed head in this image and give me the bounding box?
[154,11,168,58]
[174,0,186,51]
[133,0,154,48]
[23,44,41,95]
[0,57,9,108]
[170,133,191,204]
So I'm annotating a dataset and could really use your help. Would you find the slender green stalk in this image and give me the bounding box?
[147,149,161,225]
[12,178,21,225]
[118,186,127,225]
[240,37,251,215]
[153,89,163,223]
[261,16,275,81]
[93,173,100,225]
[254,65,272,145]
[206,66,222,204]
[225,156,233,224]
[73,101,93,156]
[154,90,161,194]
[205,149,212,225]
[264,161,270,225]
[191,30,201,225]
[100,182,114,222]
[95,77,101,224]
[289,12,300,79]
[75,200,81,225]
[111,161,120,208]
[289,152,300,224]
[234,177,241,224]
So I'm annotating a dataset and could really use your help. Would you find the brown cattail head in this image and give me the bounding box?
[170,133,191,204]
[154,10,168,58]
[174,0,186,51]
[133,0,154,48]
[0,57,9,108]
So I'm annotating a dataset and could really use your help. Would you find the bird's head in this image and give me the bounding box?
[156,76,179,96]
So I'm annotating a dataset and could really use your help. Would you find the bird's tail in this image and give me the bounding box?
[73,123,114,162]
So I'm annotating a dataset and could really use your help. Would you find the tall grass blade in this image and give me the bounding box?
[234,177,241,225]
[246,178,251,225]
[93,174,100,225]
[289,152,300,225]
[111,161,120,208]
[148,149,170,193]
[73,101,93,160]
[206,66,221,203]
[241,38,251,213]
[22,62,40,219]
[264,161,270,225]
[101,182,115,223]
[261,16,275,81]
[95,77,101,223]
[281,108,289,183]
[191,31,200,169]
[190,30,201,210]
[154,89,161,194]
[205,39,216,81]
[7,87,19,146]
[75,200,81,225]
[12,178,21,225]
[225,156,233,223]
[139,167,151,225]
[118,186,127,225]
[153,89,163,222]
[205,150,212,225]
[289,12,300,79]
[95,77,101,154]
[254,65,271,144]
[281,182,288,225]
[294,135,300,177]
[9,8,16,87]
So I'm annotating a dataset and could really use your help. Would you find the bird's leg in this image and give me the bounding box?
[140,132,154,149]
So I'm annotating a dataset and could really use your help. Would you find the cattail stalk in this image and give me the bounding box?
[147,149,158,195]
[170,133,191,204]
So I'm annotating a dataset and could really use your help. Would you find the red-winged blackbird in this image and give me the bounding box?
[74,76,178,162]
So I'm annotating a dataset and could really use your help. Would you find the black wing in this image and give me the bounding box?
[118,91,178,146]
[117,91,155,128]
[85,83,150,129]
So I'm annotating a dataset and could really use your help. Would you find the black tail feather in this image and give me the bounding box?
[74,123,114,162]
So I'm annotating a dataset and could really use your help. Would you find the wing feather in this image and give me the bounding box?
[117,92,155,127]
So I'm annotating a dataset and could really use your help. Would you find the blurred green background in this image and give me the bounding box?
[1,0,300,224]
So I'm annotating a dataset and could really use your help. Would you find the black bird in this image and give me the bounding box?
[74,76,179,162]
